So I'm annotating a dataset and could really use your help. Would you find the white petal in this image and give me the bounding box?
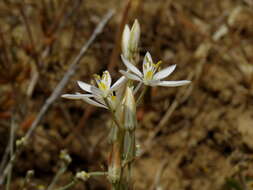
[119,70,142,82]
[103,70,112,88]
[77,81,92,93]
[122,25,130,58]
[156,80,191,87]
[90,86,104,96]
[82,96,107,109]
[93,95,105,105]
[111,76,127,91]
[143,52,153,65]
[153,64,176,80]
[143,51,153,74]
[61,94,93,100]
[147,80,161,86]
[129,19,140,52]
[121,55,143,77]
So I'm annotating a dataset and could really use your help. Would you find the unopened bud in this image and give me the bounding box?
[59,150,72,164]
[129,19,140,55]
[16,137,27,148]
[122,25,130,60]
[121,19,140,61]
[122,86,137,130]
[76,171,90,181]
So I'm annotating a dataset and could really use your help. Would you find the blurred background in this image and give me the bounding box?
[1,0,253,189]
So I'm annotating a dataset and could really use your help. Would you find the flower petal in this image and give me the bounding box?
[61,93,93,99]
[143,51,153,74]
[129,19,140,52]
[82,96,107,109]
[145,52,153,63]
[122,25,130,58]
[119,70,142,82]
[156,80,191,87]
[93,95,105,105]
[147,80,161,86]
[90,86,104,96]
[121,55,143,77]
[153,64,176,80]
[102,70,112,88]
[111,76,127,91]
[77,81,92,93]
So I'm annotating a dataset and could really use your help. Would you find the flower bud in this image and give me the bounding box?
[122,86,137,131]
[122,25,130,60]
[59,149,72,165]
[129,19,140,55]
[121,19,140,61]
[16,137,27,148]
[76,171,90,181]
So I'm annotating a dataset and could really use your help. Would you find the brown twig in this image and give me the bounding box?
[149,160,169,190]
[17,2,36,56]
[0,9,115,185]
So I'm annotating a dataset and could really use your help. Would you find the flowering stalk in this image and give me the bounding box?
[62,19,190,190]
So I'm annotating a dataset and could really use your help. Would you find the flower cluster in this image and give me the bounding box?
[62,19,191,184]
[62,20,190,109]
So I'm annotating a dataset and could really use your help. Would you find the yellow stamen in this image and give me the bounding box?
[155,60,162,68]
[98,82,107,91]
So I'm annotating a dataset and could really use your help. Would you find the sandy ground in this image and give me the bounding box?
[1,0,253,189]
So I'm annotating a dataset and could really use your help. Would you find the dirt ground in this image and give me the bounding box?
[1,0,253,190]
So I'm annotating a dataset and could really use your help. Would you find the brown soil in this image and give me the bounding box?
[1,0,253,190]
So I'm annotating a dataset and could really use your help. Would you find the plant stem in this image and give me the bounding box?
[136,86,148,105]
[47,163,67,190]
[104,98,122,129]
[55,179,77,190]
[5,118,16,190]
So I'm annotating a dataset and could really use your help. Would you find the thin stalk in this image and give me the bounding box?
[5,118,16,190]
[89,172,108,176]
[123,130,135,186]
[104,98,122,129]
[136,86,148,105]
[55,179,77,190]
[47,163,67,190]
[55,172,107,190]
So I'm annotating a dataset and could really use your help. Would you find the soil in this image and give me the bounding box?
[1,0,253,190]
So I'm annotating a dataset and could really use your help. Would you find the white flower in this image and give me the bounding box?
[62,71,125,109]
[120,52,191,87]
[122,19,140,60]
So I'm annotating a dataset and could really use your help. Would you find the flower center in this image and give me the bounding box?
[145,70,154,80]
[144,61,162,82]
[98,82,108,91]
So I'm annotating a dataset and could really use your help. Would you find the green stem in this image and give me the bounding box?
[47,163,67,190]
[136,86,148,106]
[6,118,16,190]
[89,171,108,176]
[55,179,77,190]
[104,98,122,129]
